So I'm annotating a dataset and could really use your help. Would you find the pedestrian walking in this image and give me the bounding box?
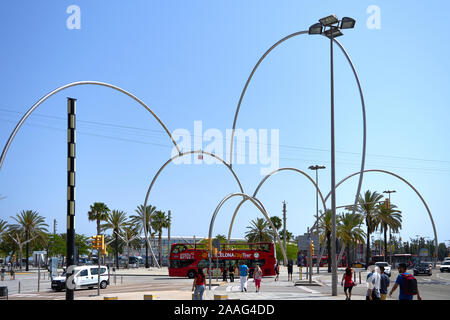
[379,266,390,300]
[366,265,381,301]
[287,260,293,282]
[239,261,248,292]
[1,267,5,281]
[9,268,15,280]
[222,265,228,282]
[253,264,263,292]
[274,261,280,281]
[192,268,206,300]
[229,263,235,283]
[389,263,422,300]
[341,266,356,300]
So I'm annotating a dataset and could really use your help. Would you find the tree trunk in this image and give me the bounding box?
[327,232,331,273]
[115,231,119,269]
[365,226,371,269]
[337,243,346,266]
[145,237,149,268]
[158,232,162,266]
[25,236,29,271]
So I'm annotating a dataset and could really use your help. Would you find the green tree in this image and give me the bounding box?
[318,210,332,272]
[337,212,366,265]
[438,242,448,261]
[355,190,384,268]
[151,211,170,266]
[101,210,128,269]
[130,204,157,267]
[214,234,227,243]
[245,218,272,243]
[269,216,282,231]
[120,225,140,268]
[376,203,402,259]
[88,202,110,235]
[10,210,48,271]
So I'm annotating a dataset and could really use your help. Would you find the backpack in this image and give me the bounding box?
[402,273,418,295]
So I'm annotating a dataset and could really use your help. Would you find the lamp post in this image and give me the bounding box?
[309,14,356,296]
[308,165,325,274]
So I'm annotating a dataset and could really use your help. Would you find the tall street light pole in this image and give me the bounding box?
[309,165,325,274]
[309,14,356,296]
[383,190,396,264]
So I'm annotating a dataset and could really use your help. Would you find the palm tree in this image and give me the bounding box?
[151,211,169,266]
[130,204,157,267]
[10,210,48,271]
[88,202,110,235]
[337,212,366,265]
[101,210,128,269]
[245,218,272,243]
[376,203,402,259]
[120,225,140,268]
[318,210,332,272]
[355,190,384,268]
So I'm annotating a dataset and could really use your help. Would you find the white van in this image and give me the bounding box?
[51,265,109,291]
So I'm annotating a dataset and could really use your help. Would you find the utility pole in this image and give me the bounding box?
[308,165,325,274]
[66,98,76,301]
[168,210,171,262]
[282,201,287,262]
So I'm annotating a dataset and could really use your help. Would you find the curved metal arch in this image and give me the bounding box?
[209,192,288,265]
[0,81,181,171]
[227,167,328,241]
[142,150,245,268]
[227,30,367,219]
[323,169,438,265]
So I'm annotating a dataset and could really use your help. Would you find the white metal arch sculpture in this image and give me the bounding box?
[227,167,328,241]
[0,80,182,171]
[323,169,438,266]
[209,192,288,266]
[142,150,245,267]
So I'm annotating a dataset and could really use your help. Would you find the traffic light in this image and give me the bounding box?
[204,238,212,251]
[99,235,105,251]
[91,236,99,249]
[309,240,315,256]
[212,247,218,257]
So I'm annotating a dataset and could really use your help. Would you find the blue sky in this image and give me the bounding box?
[0,1,449,247]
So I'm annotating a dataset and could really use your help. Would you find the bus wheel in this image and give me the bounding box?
[187,270,196,279]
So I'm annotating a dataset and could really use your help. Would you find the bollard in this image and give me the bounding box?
[18,281,21,294]
[104,296,118,300]
[214,294,228,300]
[354,271,356,283]
[143,294,158,300]
[359,271,361,284]
[299,267,302,280]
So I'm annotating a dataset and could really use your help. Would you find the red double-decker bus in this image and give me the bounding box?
[169,242,277,278]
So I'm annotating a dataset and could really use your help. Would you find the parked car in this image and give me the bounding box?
[51,265,109,291]
[375,262,391,277]
[352,261,366,269]
[413,262,432,276]
[440,261,450,272]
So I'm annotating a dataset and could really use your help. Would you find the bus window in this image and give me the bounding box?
[172,245,187,254]
[170,260,195,268]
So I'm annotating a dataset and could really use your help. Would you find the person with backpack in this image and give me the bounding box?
[341,266,356,300]
[274,261,280,281]
[389,263,422,300]
[379,266,390,300]
[192,268,206,300]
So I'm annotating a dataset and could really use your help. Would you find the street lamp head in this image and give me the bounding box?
[324,27,343,39]
[308,23,323,35]
[340,17,356,29]
[319,14,339,26]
